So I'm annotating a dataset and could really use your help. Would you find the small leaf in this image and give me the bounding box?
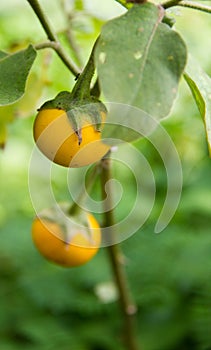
[0,45,37,106]
[95,3,187,121]
[184,55,211,156]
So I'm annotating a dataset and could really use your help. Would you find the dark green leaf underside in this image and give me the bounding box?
[0,45,37,106]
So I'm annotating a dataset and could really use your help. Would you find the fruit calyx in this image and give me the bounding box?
[38,93,107,145]
[37,204,98,246]
[37,37,106,145]
[38,39,107,145]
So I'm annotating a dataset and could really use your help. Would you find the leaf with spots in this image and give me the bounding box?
[0,45,37,106]
[95,3,187,121]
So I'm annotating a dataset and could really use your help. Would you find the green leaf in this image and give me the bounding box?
[0,45,37,106]
[95,3,187,120]
[184,55,211,156]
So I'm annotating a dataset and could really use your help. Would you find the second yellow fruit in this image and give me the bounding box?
[32,212,101,267]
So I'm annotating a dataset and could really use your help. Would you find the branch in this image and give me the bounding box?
[68,164,100,216]
[59,0,83,68]
[35,41,60,50]
[178,1,211,14]
[26,0,80,76]
[161,0,183,8]
[162,0,211,13]
[100,157,139,350]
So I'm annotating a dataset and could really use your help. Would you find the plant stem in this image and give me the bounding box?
[161,0,183,9]
[162,0,211,13]
[100,157,139,350]
[26,0,79,76]
[68,163,100,216]
[35,41,61,50]
[59,0,83,68]
[90,78,101,98]
[71,37,99,100]
[178,1,211,14]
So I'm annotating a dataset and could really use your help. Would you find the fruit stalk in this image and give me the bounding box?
[100,157,139,350]
[70,37,99,100]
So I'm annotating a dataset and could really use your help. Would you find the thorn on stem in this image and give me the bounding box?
[75,73,80,81]
[75,129,82,145]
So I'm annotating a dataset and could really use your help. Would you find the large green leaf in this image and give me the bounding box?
[184,56,211,156]
[95,3,187,121]
[0,45,37,106]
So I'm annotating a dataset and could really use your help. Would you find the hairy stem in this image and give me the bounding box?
[100,157,139,350]
[71,37,99,99]
[90,78,101,98]
[26,0,79,76]
[178,1,211,14]
[162,0,211,13]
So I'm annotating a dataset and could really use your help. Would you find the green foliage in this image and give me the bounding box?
[124,225,211,350]
[0,1,211,350]
[95,3,187,120]
[1,110,211,349]
[0,45,37,105]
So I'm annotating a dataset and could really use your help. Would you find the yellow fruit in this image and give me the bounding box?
[32,212,101,267]
[33,108,110,167]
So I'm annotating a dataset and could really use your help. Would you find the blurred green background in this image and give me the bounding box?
[1,1,211,349]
